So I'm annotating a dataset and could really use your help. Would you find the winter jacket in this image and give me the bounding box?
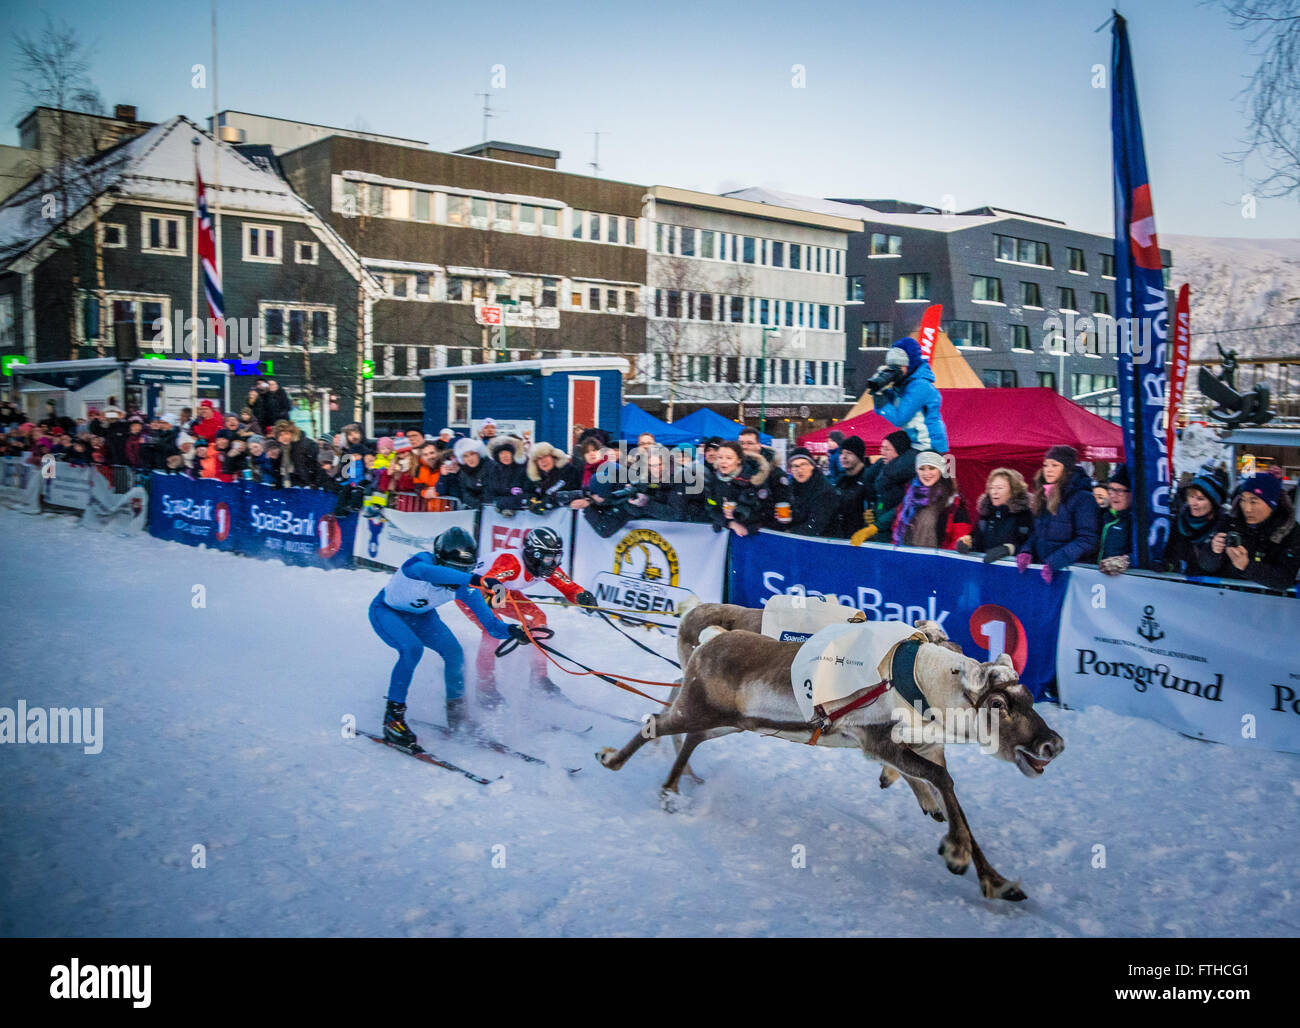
[522,443,582,510]
[873,362,950,454]
[437,458,491,509]
[704,454,774,532]
[1163,491,1223,573]
[895,478,971,550]
[191,409,224,443]
[1098,507,1134,562]
[271,430,320,489]
[1022,465,1101,571]
[484,437,528,509]
[968,493,1035,554]
[870,449,919,531]
[832,465,874,538]
[1193,495,1300,591]
[785,469,839,537]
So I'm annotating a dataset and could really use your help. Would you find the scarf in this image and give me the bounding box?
[1175,504,1214,544]
[893,480,931,545]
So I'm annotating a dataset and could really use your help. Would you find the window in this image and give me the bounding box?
[1101,253,1115,277]
[624,288,637,314]
[666,290,681,319]
[861,321,891,348]
[541,279,558,308]
[972,276,1003,302]
[587,212,600,241]
[729,296,744,323]
[589,287,601,311]
[847,275,865,302]
[606,289,619,312]
[981,369,1018,388]
[1068,247,1086,273]
[449,382,471,426]
[771,241,784,267]
[493,202,514,231]
[1021,281,1042,307]
[898,273,930,300]
[818,304,830,330]
[415,273,430,298]
[518,204,538,234]
[295,240,318,265]
[789,244,801,270]
[1059,286,1077,311]
[607,215,620,245]
[700,230,716,259]
[1092,291,1111,316]
[742,236,755,264]
[572,290,584,309]
[541,207,558,236]
[1037,371,1057,390]
[996,234,1017,261]
[471,197,490,226]
[100,223,125,248]
[141,214,185,255]
[0,295,13,348]
[870,232,902,256]
[259,303,335,351]
[392,276,408,298]
[243,223,281,263]
[388,189,411,220]
[948,320,990,347]
[698,294,713,321]
[679,227,694,256]
[412,190,430,222]
[446,195,470,225]
[994,233,1049,266]
[1010,325,1031,350]
[623,217,636,246]
[572,210,586,240]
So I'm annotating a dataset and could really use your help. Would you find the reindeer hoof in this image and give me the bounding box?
[879,767,898,789]
[597,747,619,769]
[980,876,1028,902]
[938,837,971,875]
[658,787,683,813]
[930,810,945,822]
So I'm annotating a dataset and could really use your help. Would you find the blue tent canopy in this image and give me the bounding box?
[618,403,695,446]
[671,408,773,444]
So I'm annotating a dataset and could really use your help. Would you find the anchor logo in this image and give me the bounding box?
[1137,604,1164,643]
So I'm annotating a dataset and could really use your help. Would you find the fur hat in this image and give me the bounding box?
[489,435,523,460]
[839,435,867,461]
[527,441,569,481]
[453,436,488,462]
[884,429,912,455]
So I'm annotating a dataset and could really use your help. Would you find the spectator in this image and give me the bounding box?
[1196,473,1300,590]
[1091,481,1111,510]
[405,429,425,451]
[892,451,971,549]
[784,447,838,537]
[1018,445,1100,578]
[261,379,292,426]
[373,436,396,471]
[832,435,874,539]
[225,439,251,480]
[477,418,499,444]
[956,467,1034,562]
[436,427,456,446]
[625,446,692,523]
[1163,467,1228,573]
[245,388,264,426]
[575,436,616,494]
[871,337,950,454]
[103,409,131,465]
[524,441,581,511]
[705,440,772,539]
[191,401,223,443]
[245,436,272,481]
[194,440,220,479]
[437,437,492,509]
[1097,465,1134,574]
[738,426,776,465]
[236,408,262,438]
[862,430,917,538]
[412,442,443,499]
[635,432,656,452]
[485,436,527,508]
[269,419,320,489]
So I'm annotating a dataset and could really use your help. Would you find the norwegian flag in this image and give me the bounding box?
[195,160,224,343]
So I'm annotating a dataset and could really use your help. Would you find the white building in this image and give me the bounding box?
[641,185,862,419]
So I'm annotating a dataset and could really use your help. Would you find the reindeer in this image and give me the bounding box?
[600,620,1064,902]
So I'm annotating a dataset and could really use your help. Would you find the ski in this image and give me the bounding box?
[355,729,497,785]
[409,718,582,774]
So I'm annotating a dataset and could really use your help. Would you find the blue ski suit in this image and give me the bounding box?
[369,552,512,704]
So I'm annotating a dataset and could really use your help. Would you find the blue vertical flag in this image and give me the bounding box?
[1111,12,1170,568]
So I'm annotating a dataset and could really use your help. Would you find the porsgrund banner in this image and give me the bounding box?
[1058,567,1300,753]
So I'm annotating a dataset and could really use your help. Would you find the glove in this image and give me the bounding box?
[955,538,972,554]
[527,496,549,515]
[1040,563,1054,584]
[507,624,532,646]
[984,543,1015,564]
[629,492,649,507]
[849,524,878,546]
[482,576,507,607]
[1016,551,1032,574]
[575,589,598,614]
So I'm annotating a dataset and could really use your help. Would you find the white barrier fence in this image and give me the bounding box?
[0,457,40,513]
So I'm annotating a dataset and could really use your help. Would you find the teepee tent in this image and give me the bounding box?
[844,331,983,420]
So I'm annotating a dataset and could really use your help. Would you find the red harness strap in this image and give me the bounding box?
[807,680,891,746]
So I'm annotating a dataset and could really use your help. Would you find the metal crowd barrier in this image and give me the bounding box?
[387,490,463,513]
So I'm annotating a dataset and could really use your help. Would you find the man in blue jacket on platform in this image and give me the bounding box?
[869,337,950,455]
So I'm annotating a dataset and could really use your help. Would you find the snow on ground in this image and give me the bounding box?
[1,508,1297,937]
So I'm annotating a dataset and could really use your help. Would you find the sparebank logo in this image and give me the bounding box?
[214,500,231,541]
[317,513,341,558]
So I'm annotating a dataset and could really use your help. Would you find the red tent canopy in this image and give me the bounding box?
[799,388,1124,506]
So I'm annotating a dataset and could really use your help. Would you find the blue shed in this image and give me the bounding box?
[422,357,628,449]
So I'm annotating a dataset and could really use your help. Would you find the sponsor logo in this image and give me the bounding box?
[594,528,693,615]
[1136,603,1164,643]
[317,513,341,558]
[761,572,950,628]
[214,500,231,542]
[970,605,1028,672]
[1075,649,1224,702]
[249,503,316,537]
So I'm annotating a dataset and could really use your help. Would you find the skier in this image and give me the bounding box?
[369,525,529,748]
[457,526,597,705]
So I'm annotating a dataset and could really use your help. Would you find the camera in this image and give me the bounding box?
[1225,531,1242,549]
[864,363,903,395]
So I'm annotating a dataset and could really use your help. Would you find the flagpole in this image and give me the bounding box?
[191,137,200,412]
[211,0,223,364]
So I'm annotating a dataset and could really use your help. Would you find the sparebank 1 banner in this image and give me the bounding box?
[572,518,730,628]
[1057,567,1300,754]
[729,530,1067,696]
[232,482,356,569]
[148,472,240,551]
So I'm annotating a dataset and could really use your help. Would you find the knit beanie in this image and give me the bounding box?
[1188,468,1227,509]
[787,447,817,467]
[884,337,923,377]
[839,435,867,461]
[1044,445,1078,470]
[1240,473,1282,510]
[884,429,911,455]
[915,450,948,476]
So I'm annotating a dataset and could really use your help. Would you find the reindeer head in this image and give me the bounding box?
[962,654,1065,778]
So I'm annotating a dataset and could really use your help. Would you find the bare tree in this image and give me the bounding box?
[1219,0,1300,198]
[13,17,109,358]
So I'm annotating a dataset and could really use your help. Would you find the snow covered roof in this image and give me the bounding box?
[0,116,315,263]
[723,187,1076,234]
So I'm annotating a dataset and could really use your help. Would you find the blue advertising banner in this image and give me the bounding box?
[728,531,1068,696]
[148,472,240,551]
[232,482,356,569]
[1111,13,1171,567]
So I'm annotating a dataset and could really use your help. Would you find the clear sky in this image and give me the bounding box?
[3,0,1297,240]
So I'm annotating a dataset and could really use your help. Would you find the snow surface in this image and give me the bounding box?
[1,509,1297,938]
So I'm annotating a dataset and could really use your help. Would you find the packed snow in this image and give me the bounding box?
[1,508,1296,937]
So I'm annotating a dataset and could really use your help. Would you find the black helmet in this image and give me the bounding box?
[432,526,477,571]
[521,526,563,577]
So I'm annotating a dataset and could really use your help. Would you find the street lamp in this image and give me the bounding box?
[760,326,781,433]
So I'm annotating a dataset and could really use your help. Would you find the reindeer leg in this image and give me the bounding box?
[858,724,1025,902]
[598,705,722,771]
[663,731,708,794]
